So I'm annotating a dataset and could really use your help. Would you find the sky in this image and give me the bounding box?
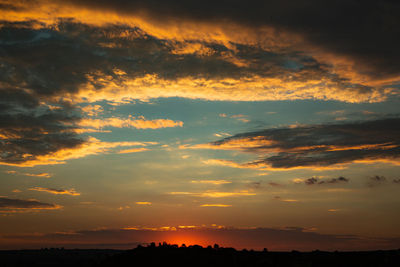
[0,0,399,251]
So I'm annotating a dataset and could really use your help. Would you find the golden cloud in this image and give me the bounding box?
[78,116,183,129]
[191,180,232,185]
[73,74,389,104]
[0,137,156,167]
[29,187,81,196]
[200,204,232,207]
[169,190,255,198]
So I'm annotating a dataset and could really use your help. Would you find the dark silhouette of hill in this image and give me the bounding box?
[1,244,400,267]
[98,242,400,267]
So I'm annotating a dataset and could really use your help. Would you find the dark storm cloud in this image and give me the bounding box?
[305,176,349,185]
[63,0,400,80]
[0,196,60,210]
[0,5,398,165]
[212,118,400,169]
[0,109,84,165]
[0,19,349,97]
[1,19,375,165]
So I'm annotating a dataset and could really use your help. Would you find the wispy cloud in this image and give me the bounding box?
[135,202,152,205]
[200,204,232,207]
[78,116,183,130]
[273,196,299,203]
[5,171,52,178]
[0,137,157,167]
[0,196,62,213]
[29,187,81,196]
[169,190,256,198]
[304,177,349,185]
[191,180,232,185]
[118,148,149,154]
[23,173,52,178]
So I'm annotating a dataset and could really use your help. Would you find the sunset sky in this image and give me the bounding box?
[0,0,399,251]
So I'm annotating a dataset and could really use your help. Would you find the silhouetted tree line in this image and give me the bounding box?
[1,244,399,267]
[98,243,400,267]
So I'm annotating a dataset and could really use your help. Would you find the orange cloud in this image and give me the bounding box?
[169,190,256,198]
[200,204,232,207]
[203,158,346,171]
[0,137,157,167]
[23,173,52,178]
[191,180,232,185]
[29,187,81,196]
[78,116,183,130]
[5,171,52,178]
[81,105,104,116]
[1,0,398,93]
[0,196,62,214]
[118,148,149,154]
[135,202,152,205]
[73,74,388,104]
[328,209,340,212]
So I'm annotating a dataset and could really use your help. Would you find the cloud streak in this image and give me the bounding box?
[169,190,256,198]
[1,137,157,167]
[305,177,349,185]
[197,118,400,170]
[29,187,81,196]
[78,116,183,130]
[0,196,62,213]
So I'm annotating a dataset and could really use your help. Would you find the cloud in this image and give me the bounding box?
[200,204,232,207]
[136,202,151,205]
[273,196,299,203]
[23,173,52,178]
[0,109,86,166]
[0,137,157,167]
[4,171,52,178]
[367,175,387,187]
[81,105,104,116]
[198,118,400,170]
[78,116,183,130]
[29,187,81,196]
[0,196,62,213]
[0,17,396,106]
[305,176,349,185]
[0,4,398,167]
[118,148,149,154]
[191,180,232,185]
[169,190,256,198]
[3,0,399,88]
[328,209,340,212]
[268,182,281,187]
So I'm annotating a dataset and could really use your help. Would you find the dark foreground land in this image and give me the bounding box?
[1,244,400,267]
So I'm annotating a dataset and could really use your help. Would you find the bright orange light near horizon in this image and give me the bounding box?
[162,232,214,248]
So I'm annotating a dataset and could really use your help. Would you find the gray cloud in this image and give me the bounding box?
[1,11,398,166]
[62,0,400,81]
[211,118,400,169]
[0,196,61,211]
[0,19,382,166]
[305,177,349,185]
[367,175,387,187]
